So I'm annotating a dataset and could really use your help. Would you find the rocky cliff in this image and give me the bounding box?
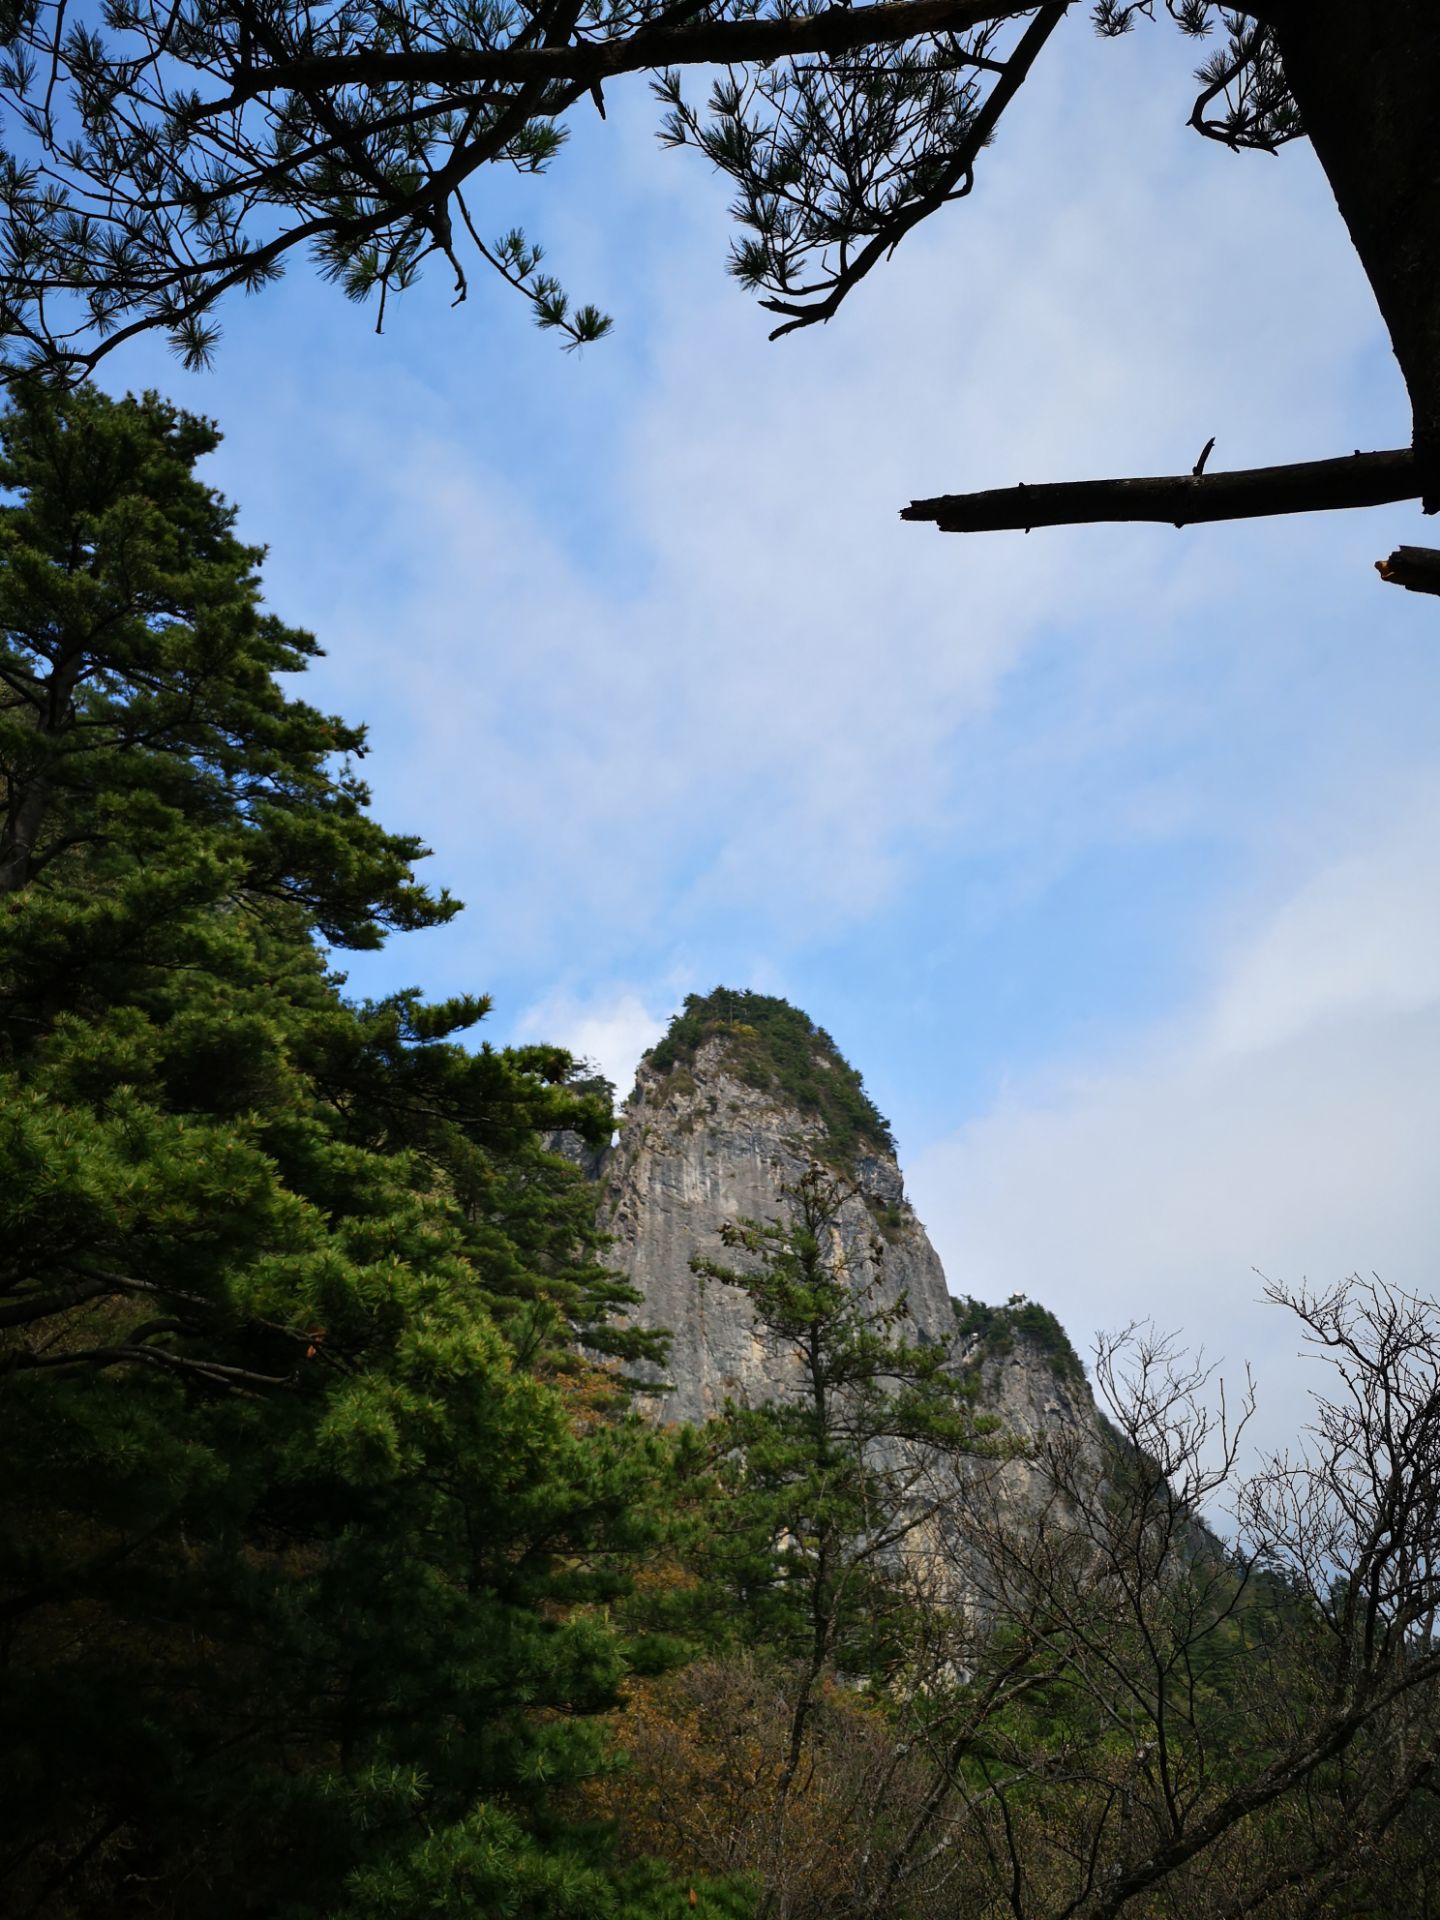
[585,990,1097,1447]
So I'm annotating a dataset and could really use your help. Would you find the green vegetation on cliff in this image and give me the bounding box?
[952,1292,1087,1386]
[646,988,894,1165]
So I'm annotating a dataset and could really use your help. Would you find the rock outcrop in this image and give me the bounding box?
[598,1034,951,1422]
[582,990,1098,1452]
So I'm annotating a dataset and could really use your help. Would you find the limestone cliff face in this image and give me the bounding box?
[596,1034,955,1422]
[570,990,1109,1483]
[561,991,1125,1626]
[965,1336,1098,1454]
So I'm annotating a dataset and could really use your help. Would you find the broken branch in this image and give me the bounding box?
[1376,544,1440,597]
[902,447,1419,533]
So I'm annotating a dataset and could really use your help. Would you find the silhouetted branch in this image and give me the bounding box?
[193,0,1037,114]
[759,1,1068,338]
[902,447,1420,532]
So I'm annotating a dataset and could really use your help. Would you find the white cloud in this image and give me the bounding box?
[512,984,669,1099]
[909,789,1440,1459]
[1209,779,1440,1056]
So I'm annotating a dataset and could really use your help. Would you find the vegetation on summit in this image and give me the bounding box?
[952,1291,1088,1385]
[647,987,895,1164]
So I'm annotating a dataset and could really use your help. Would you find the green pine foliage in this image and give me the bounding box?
[0,385,694,1919]
[951,1292,1087,1386]
[677,1166,989,1672]
[646,988,893,1165]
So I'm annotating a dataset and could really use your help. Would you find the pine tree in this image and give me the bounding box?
[674,1165,990,1916]
[0,383,714,1919]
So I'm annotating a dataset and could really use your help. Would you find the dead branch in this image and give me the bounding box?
[1376,544,1440,596]
[902,447,1420,532]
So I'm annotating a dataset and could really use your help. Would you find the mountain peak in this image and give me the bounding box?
[643,987,893,1166]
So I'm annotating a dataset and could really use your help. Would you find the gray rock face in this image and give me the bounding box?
[573,1017,1121,1619]
[595,1036,956,1423]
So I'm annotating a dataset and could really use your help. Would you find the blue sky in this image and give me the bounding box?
[99,12,1440,1455]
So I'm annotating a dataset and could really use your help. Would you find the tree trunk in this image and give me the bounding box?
[0,649,84,895]
[1269,0,1440,512]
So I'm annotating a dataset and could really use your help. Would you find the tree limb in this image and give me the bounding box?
[8,1340,295,1392]
[901,447,1420,532]
[193,0,1038,114]
[0,1277,114,1329]
[760,1,1068,338]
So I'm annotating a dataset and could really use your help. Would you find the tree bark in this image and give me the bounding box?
[1376,544,1440,597]
[1268,0,1440,512]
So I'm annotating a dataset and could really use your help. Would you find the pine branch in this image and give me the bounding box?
[10,1340,297,1392]
[760,0,1068,338]
[901,447,1420,532]
[0,1277,114,1329]
[189,0,1041,114]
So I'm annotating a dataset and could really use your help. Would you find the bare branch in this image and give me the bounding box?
[902,446,1421,532]
[0,1276,113,1329]
[9,1338,296,1392]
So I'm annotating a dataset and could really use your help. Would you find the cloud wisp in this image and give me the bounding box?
[909,780,1440,1457]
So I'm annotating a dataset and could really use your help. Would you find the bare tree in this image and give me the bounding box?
[611,1274,1440,1919]
[884,1276,1440,1918]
